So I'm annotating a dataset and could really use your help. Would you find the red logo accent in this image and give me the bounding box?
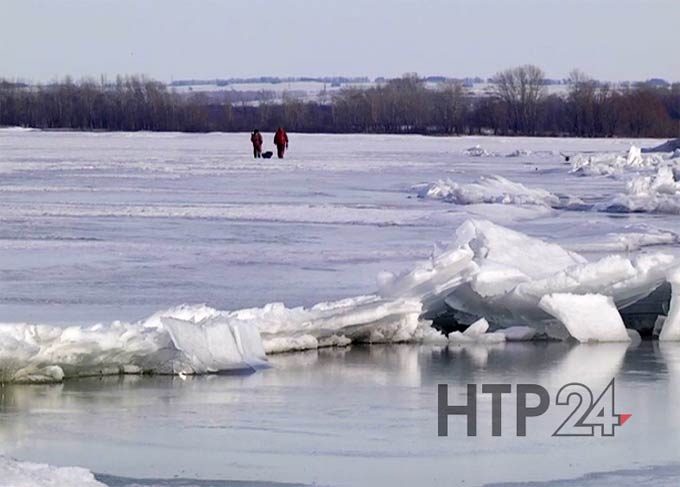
[619,413,632,426]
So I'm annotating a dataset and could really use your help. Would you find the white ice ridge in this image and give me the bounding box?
[415,175,564,207]
[463,144,496,157]
[0,305,268,383]
[0,455,105,487]
[379,219,674,341]
[0,296,434,383]
[570,145,670,177]
[1,219,678,383]
[599,166,680,214]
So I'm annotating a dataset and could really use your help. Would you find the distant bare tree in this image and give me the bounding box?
[567,69,598,136]
[433,81,467,134]
[492,65,546,134]
[1,70,678,137]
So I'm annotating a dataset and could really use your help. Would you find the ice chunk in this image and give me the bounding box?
[445,317,506,344]
[463,318,489,336]
[452,219,587,279]
[627,328,642,345]
[142,304,222,329]
[449,331,505,344]
[161,316,268,373]
[599,166,680,214]
[470,262,531,297]
[378,246,476,313]
[262,334,320,354]
[416,175,561,208]
[0,456,105,487]
[220,295,428,352]
[464,145,494,157]
[653,315,666,337]
[538,294,630,342]
[0,306,268,383]
[385,219,673,335]
[385,220,672,340]
[660,267,680,341]
[498,326,537,341]
[506,149,532,157]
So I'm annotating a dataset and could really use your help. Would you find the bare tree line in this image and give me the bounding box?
[1,67,679,137]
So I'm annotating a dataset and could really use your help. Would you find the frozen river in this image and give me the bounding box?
[0,130,674,325]
[1,130,680,486]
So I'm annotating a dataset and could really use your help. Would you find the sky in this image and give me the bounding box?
[1,0,678,83]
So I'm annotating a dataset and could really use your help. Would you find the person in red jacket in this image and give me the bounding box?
[250,129,263,158]
[274,127,289,159]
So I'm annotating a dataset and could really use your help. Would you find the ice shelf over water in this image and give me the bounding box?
[3,219,680,382]
[0,305,268,383]
[0,456,105,487]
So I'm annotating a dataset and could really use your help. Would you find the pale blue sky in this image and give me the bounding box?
[1,0,678,82]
